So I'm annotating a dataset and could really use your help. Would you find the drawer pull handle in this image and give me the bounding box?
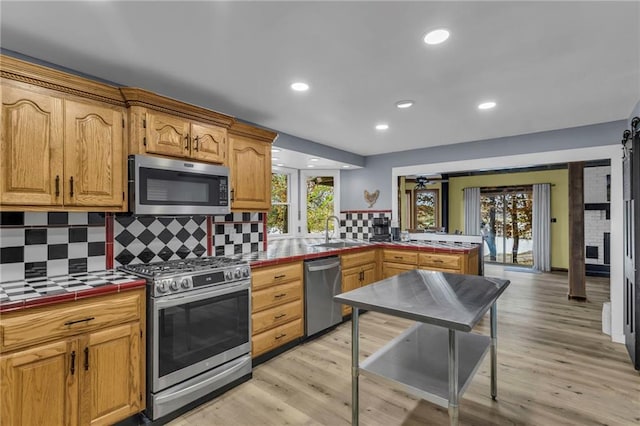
[275,333,287,340]
[394,256,403,260]
[184,134,190,150]
[194,135,200,151]
[432,259,444,263]
[64,317,95,326]
[274,293,287,299]
[274,313,287,319]
[274,274,286,279]
[70,351,76,375]
[84,347,89,371]
[55,175,60,197]
[69,176,74,197]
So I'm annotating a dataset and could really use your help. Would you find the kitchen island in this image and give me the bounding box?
[335,269,510,426]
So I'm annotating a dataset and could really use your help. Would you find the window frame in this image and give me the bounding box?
[300,169,341,238]
[414,188,439,230]
[267,166,299,239]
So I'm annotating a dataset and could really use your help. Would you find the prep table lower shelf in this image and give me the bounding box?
[360,322,491,408]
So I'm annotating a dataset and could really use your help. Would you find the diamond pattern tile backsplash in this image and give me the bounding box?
[0,212,106,282]
[114,215,208,266]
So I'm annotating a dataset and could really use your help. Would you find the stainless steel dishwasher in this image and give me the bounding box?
[304,256,342,337]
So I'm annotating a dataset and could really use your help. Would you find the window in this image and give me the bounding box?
[267,167,297,237]
[301,170,340,237]
[415,189,438,229]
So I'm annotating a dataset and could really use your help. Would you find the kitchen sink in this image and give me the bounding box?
[314,241,364,248]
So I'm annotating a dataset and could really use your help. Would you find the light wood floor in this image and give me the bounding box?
[169,266,640,425]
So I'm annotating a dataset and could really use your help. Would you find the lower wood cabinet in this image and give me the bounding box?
[382,246,480,278]
[251,262,304,358]
[382,262,418,279]
[0,289,145,426]
[341,250,378,315]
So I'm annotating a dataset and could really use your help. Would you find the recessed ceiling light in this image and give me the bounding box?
[424,29,450,45]
[272,148,281,153]
[310,158,319,162]
[276,163,284,167]
[307,164,315,168]
[342,165,351,168]
[396,100,414,109]
[291,82,309,92]
[375,123,389,131]
[478,101,497,110]
[272,157,280,161]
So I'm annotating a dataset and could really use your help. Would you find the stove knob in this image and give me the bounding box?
[181,279,191,289]
[156,281,168,294]
[225,271,233,280]
[170,280,179,291]
[234,268,242,279]
[242,268,250,278]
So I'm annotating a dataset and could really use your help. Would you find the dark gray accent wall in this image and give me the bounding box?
[341,120,627,210]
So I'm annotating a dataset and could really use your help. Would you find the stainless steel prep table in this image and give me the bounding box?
[334,269,510,426]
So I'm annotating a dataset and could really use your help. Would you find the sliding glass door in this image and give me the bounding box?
[481,187,533,266]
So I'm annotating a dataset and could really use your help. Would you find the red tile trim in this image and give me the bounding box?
[340,210,392,214]
[105,212,114,269]
[207,216,213,256]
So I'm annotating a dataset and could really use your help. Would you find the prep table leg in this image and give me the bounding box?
[448,329,459,426]
[490,302,497,400]
[352,307,360,426]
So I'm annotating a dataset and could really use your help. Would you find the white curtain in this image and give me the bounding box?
[532,183,551,271]
[463,187,481,235]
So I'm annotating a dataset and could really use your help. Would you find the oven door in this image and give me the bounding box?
[150,281,251,392]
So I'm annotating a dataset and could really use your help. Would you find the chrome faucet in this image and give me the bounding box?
[325,215,341,243]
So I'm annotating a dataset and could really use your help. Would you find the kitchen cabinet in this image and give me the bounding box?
[1,56,127,211]
[250,261,303,358]
[228,122,277,211]
[340,250,378,315]
[381,247,480,278]
[121,88,233,165]
[0,289,145,426]
[382,249,418,279]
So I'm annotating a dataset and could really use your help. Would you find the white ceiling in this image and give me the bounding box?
[1,1,639,157]
[272,146,362,170]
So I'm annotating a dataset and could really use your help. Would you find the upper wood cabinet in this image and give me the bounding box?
[228,122,277,211]
[0,55,127,211]
[121,88,232,165]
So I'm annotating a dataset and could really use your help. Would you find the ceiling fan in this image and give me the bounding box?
[414,175,448,189]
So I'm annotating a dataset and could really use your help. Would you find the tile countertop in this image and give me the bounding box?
[237,238,480,268]
[0,270,146,313]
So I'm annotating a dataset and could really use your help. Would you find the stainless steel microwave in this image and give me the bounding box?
[128,155,230,215]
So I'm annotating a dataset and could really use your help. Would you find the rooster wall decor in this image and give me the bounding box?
[364,189,380,208]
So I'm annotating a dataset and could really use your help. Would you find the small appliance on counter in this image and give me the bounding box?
[369,217,392,242]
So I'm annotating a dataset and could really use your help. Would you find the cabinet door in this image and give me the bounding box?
[145,111,190,158]
[64,100,125,207]
[360,263,378,286]
[341,267,362,315]
[229,135,271,211]
[80,322,141,426]
[1,85,63,206]
[0,339,78,426]
[191,122,227,164]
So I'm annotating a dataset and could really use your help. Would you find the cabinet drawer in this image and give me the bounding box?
[1,290,143,352]
[252,318,303,358]
[383,249,418,265]
[252,262,303,291]
[252,300,303,335]
[382,262,417,279]
[252,281,302,312]
[341,250,376,270]
[418,253,461,271]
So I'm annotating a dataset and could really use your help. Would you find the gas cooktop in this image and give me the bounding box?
[119,257,251,297]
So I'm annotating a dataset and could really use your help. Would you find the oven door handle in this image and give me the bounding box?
[154,281,249,310]
[154,354,251,404]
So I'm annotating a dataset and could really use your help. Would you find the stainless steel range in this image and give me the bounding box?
[120,257,252,421]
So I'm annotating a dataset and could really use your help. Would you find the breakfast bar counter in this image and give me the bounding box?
[335,269,510,426]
